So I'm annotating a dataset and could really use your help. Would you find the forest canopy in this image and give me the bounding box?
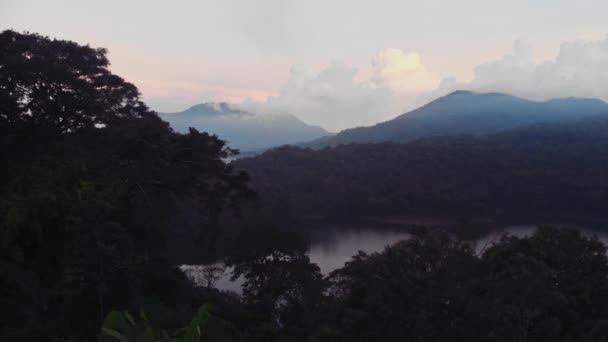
[236,117,608,225]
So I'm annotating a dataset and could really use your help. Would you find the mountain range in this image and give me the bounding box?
[233,90,608,225]
[159,92,608,155]
[306,90,608,148]
[159,103,329,151]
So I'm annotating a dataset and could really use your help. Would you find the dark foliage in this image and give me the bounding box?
[237,117,608,224]
[0,30,254,340]
[226,225,325,340]
[316,227,608,342]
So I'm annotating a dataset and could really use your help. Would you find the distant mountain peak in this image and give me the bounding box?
[304,90,608,149]
[445,90,476,96]
[443,90,608,105]
[441,90,515,100]
[173,102,251,117]
[159,103,329,152]
[547,97,607,105]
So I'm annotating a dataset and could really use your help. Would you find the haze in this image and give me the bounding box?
[2,0,607,131]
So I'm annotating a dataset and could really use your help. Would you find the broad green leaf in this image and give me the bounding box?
[141,311,157,342]
[180,304,211,342]
[124,312,136,327]
[101,327,130,342]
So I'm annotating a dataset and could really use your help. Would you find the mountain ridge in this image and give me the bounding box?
[304,91,608,149]
[159,103,329,152]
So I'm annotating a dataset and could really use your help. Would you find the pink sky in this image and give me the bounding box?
[3,0,607,130]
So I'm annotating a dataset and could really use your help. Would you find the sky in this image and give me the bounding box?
[2,0,608,131]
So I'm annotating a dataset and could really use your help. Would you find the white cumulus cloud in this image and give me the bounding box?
[241,36,608,133]
[372,48,438,94]
[238,49,435,131]
[239,61,401,132]
[426,35,608,102]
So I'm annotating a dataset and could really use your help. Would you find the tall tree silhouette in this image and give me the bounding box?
[0,30,255,340]
[0,30,151,136]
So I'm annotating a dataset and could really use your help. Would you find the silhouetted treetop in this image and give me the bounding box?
[0,30,153,135]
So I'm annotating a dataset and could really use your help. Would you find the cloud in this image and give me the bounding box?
[238,49,435,131]
[105,44,284,112]
[425,35,608,102]
[372,48,438,94]
[158,35,608,132]
[238,62,400,132]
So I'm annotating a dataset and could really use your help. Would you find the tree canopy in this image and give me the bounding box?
[0,30,254,340]
[236,117,608,225]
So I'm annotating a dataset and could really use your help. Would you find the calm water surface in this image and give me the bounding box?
[182,225,608,293]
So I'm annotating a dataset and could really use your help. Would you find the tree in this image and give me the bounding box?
[464,226,608,341]
[0,30,151,136]
[0,30,255,341]
[183,264,226,289]
[226,225,325,340]
[323,227,608,342]
[327,228,478,342]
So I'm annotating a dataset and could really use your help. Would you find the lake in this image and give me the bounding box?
[181,225,608,294]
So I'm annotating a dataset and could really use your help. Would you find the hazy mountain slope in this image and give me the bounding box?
[306,91,608,148]
[160,103,328,151]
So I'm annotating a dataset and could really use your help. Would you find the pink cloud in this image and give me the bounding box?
[100,43,286,107]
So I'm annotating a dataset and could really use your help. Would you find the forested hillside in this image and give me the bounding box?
[238,117,608,225]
